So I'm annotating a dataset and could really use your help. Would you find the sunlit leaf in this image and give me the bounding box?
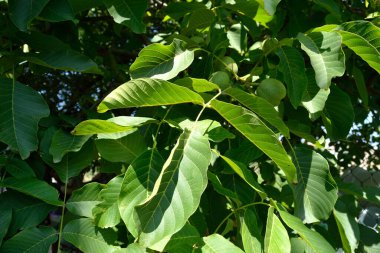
[264,207,290,253]
[66,183,103,218]
[202,234,244,253]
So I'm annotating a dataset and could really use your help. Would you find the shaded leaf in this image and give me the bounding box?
[264,206,290,253]
[4,158,36,178]
[202,234,244,253]
[63,218,120,253]
[297,32,345,89]
[276,46,308,108]
[97,78,203,113]
[0,79,49,159]
[49,129,91,163]
[103,0,148,33]
[165,223,202,253]
[135,130,211,251]
[39,0,75,22]
[352,66,369,107]
[241,209,263,253]
[187,9,215,31]
[175,78,219,93]
[118,149,164,237]
[0,227,57,253]
[0,177,62,206]
[0,209,11,246]
[95,131,146,163]
[130,39,194,80]
[323,85,354,140]
[8,0,49,31]
[66,183,103,218]
[210,100,296,183]
[224,87,289,137]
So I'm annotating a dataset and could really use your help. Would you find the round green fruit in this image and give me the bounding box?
[209,71,231,89]
[216,56,238,74]
[256,78,286,106]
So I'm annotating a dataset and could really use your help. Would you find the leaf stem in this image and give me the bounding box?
[57,181,68,253]
[193,89,222,126]
[214,201,270,234]
[152,106,172,149]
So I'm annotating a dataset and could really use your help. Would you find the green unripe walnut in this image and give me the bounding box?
[256,78,286,106]
[216,56,238,74]
[209,71,231,89]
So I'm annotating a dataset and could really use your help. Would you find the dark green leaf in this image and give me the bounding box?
[0,79,49,159]
[8,0,49,31]
[66,183,103,218]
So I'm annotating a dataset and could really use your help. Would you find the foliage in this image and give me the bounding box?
[0,0,379,252]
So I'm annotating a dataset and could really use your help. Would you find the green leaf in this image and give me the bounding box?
[224,87,289,137]
[67,0,103,13]
[4,158,36,178]
[66,183,103,218]
[202,234,244,253]
[187,9,215,31]
[129,39,194,80]
[49,129,91,163]
[164,2,206,20]
[175,78,219,93]
[97,78,203,113]
[0,177,62,206]
[210,100,296,183]
[276,207,335,253]
[322,85,354,140]
[352,66,369,107]
[292,147,338,223]
[220,155,266,199]
[359,224,380,252]
[333,200,360,253]
[93,175,123,228]
[312,0,341,19]
[135,130,211,251]
[72,116,157,135]
[103,0,148,33]
[45,140,96,183]
[39,0,75,22]
[297,32,345,89]
[118,149,164,237]
[113,244,147,253]
[0,79,49,159]
[8,0,49,31]
[339,21,380,74]
[260,0,281,16]
[0,209,11,246]
[0,227,57,253]
[276,46,308,108]
[224,0,274,26]
[227,24,247,54]
[95,131,146,163]
[264,206,290,253]
[62,218,120,253]
[241,209,263,253]
[164,223,202,253]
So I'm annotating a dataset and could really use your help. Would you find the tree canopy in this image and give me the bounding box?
[0,0,379,252]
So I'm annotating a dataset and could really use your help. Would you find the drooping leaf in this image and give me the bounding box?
[49,129,91,163]
[359,224,380,252]
[45,140,96,183]
[224,87,289,137]
[95,131,146,163]
[0,227,57,253]
[264,206,290,253]
[72,116,157,135]
[322,85,354,140]
[164,223,202,253]
[66,183,103,218]
[352,66,369,107]
[0,79,49,159]
[0,209,11,246]
[164,2,207,20]
[129,39,194,80]
[220,155,266,199]
[276,206,335,253]
[0,177,62,206]
[227,23,247,54]
[118,149,164,237]
[102,0,148,33]
[135,130,211,251]
[187,9,215,32]
[62,218,120,253]
[210,100,296,183]
[333,200,360,253]
[276,46,308,108]
[97,78,203,113]
[297,32,345,89]
[241,209,263,253]
[202,234,245,253]
[8,0,49,31]
[339,21,380,74]
[292,147,338,223]
[175,78,219,93]
[224,0,275,26]
[93,175,123,228]
[39,0,75,22]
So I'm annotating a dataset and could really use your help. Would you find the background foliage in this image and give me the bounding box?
[0,0,379,252]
